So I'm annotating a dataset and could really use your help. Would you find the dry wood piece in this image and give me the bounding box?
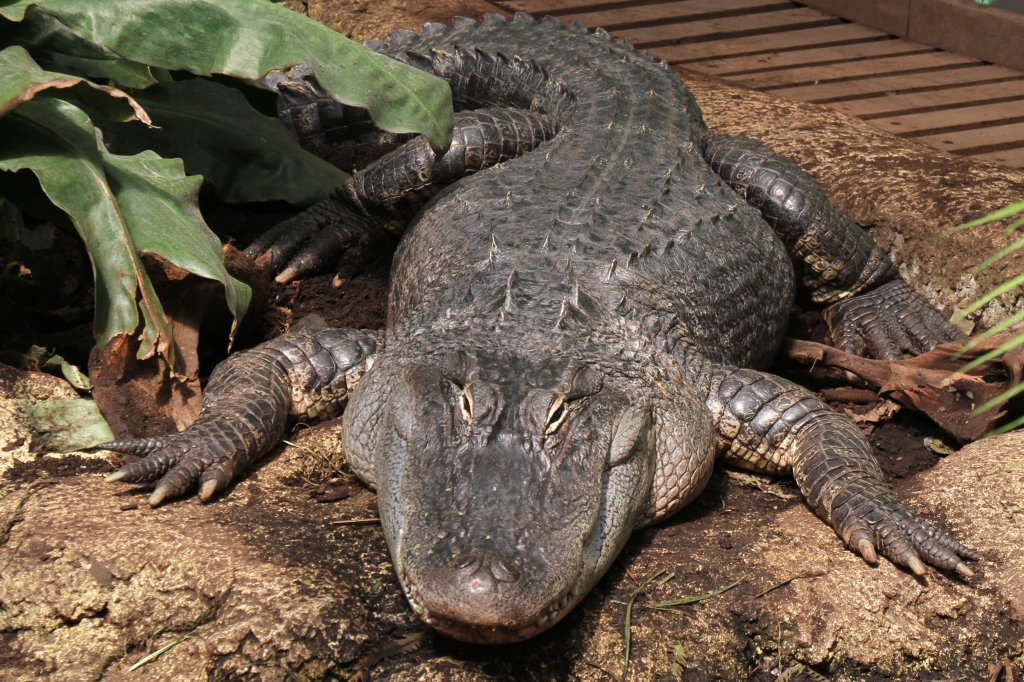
[781,330,1024,441]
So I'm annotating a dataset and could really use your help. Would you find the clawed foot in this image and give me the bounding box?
[824,280,964,361]
[101,420,268,507]
[244,194,393,283]
[832,481,978,577]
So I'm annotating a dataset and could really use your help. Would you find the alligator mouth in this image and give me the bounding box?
[399,569,578,644]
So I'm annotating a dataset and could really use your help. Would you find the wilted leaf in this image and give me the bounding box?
[923,436,956,455]
[22,397,114,451]
[0,97,250,366]
[0,45,149,122]
[101,79,348,205]
[2,0,454,150]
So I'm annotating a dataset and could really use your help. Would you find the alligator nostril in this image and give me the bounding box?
[452,552,522,585]
[489,556,520,583]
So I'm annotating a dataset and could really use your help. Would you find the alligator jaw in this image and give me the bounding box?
[400,568,580,644]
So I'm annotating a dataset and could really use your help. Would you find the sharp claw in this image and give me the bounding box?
[955,562,975,578]
[199,479,219,501]
[276,266,300,283]
[105,469,127,483]
[908,555,928,576]
[857,538,878,564]
[149,484,171,508]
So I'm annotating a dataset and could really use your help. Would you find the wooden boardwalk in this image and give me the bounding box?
[485,0,1024,168]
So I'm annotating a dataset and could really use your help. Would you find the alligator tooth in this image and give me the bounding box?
[605,259,618,280]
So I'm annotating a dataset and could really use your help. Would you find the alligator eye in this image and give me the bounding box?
[459,386,474,423]
[544,395,568,435]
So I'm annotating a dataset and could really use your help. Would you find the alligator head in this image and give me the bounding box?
[358,349,657,643]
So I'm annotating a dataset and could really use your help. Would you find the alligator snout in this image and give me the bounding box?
[400,538,578,643]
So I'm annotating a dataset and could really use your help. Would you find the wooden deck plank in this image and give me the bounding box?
[615,8,837,47]
[652,23,887,63]
[741,50,981,89]
[969,147,1024,168]
[869,100,1024,136]
[559,0,796,30]
[914,121,1024,152]
[486,0,1024,168]
[493,0,683,14]
[825,81,1024,119]
[688,38,933,77]
[767,64,1023,101]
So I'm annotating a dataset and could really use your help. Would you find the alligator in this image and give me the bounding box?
[101,13,976,644]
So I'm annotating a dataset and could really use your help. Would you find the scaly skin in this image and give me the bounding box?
[102,13,974,644]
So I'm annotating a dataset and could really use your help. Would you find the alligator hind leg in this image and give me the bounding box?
[693,360,977,575]
[703,133,963,359]
[247,107,557,282]
[101,327,381,505]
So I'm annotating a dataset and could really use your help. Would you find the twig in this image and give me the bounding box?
[755,570,826,598]
[330,517,381,526]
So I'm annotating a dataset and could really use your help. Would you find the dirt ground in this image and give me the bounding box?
[2,1,1024,681]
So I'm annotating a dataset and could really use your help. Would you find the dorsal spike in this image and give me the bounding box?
[386,29,419,47]
[404,50,433,70]
[555,297,570,331]
[503,270,519,312]
[421,22,447,36]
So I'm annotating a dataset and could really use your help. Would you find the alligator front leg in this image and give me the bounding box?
[697,361,977,575]
[247,107,557,282]
[703,133,963,359]
[102,327,382,505]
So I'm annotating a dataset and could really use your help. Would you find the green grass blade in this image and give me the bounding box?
[952,273,1024,321]
[971,381,1024,417]
[1004,215,1024,237]
[957,311,1024,355]
[958,332,1024,374]
[947,201,1024,234]
[970,233,1024,274]
[988,413,1024,437]
[648,580,742,609]
[128,631,198,672]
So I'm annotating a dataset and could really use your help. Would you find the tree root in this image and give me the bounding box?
[781,330,1024,441]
